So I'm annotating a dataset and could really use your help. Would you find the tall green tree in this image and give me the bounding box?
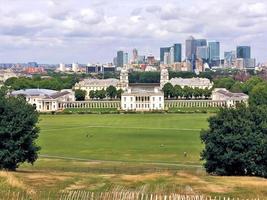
[173,85,183,99]
[89,90,95,99]
[75,89,86,101]
[0,89,40,171]
[200,105,267,177]
[116,89,123,99]
[106,86,117,99]
[162,83,174,98]
[249,83,267,106]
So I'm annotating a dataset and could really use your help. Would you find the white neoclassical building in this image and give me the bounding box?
[121,84,164,111]
[11,89,75,112]
[212,88,249,107]
[160,68,213,89]
[74,68,129,99]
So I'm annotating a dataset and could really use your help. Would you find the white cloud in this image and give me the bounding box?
[0,0,266,63]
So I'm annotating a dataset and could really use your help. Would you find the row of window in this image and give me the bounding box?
[123,103,162,109]
[123,97,162,102]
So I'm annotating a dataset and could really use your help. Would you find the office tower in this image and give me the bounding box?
[237,46,251,59]
[186,36,196,60]
[132,48,138,62]
[169,46,175,64]
[208,41,220,63]
[123,53,129,65]
[224,51,236,67]
[197,46,209,61]
[164,52,170,65]
[196,39,207,47]
[160,47,170,63]
[117,51,124,67]
[173,43,182,62]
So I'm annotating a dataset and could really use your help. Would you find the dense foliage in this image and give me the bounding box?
[0,89,40,170]
[5,75,79,91]
[201,105,267,177]
[75,89,87,101]
[162,83,212,99]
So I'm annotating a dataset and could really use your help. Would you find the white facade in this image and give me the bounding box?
[59,63,66,72]
[74,68,129,99]
[11,89,75,112]
[121,86,164,111]
[212,88,249,107]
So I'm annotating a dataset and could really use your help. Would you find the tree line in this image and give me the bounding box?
[162,83,212,99]
[75,86,123,101]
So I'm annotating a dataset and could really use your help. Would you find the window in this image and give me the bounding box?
[131,97,133,101]
[153,97,155,101]
[124,104,126,109]
[131,104,133,109]
[124,97,126,101]
[159,104,161,108]
[159,97,161,101]
[153,104,155,108]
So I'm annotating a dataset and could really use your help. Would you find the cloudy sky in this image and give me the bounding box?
[0,0,266,64]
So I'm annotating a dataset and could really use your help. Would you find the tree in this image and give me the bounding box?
[75,89,86,101]
[89,90,95,99]
[249,83,267,106]
[203,88,212,99]
[95,89,106,99]
[106,86,117,99]
[242,76,263,94]
[230,82,243,93]
[162,83,174,98]
[213,77,236,90]
[116,89,123,99]
[200,105,267,177]
[183,86,193,99]
[173,85,183,99]
[0,89,40,171]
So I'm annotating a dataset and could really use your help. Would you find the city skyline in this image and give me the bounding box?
[0,0,266,64]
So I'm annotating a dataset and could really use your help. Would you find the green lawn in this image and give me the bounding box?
[38,114,210,164]
[1,114,267,199]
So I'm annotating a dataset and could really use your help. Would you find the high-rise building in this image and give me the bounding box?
[224,51,236,68]
[169,47,175,64]
[72,63,79,72]
[173,43,182,62]
[186,36,207,69]
[237,46,251,59]
[208,41,220,63]
[196,46,209,61]
[186,36,196,61]
[117,51,124,68]
[123,53,129,65]
[160,47,170,63]
[164,52,170,65]
[132,48,138,63]
[59,63,66,72]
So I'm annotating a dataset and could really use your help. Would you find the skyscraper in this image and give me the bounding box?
[123,53,129,65]
[117,51,124,68]
[186,36,207,69]
[132,48,138,63]
[224,51,236,67]
[196,46,209,61]
[186,36,196,61]
[237,46,251,59]
[160,47,170,63]
[208,41,220,63]
[173,43,182,62]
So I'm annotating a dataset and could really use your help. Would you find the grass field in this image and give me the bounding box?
[38,114,208,164]
[0,114,266,199]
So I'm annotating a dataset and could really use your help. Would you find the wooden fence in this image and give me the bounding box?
[1,191,261,200]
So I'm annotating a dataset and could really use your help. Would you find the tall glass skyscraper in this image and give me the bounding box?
[117,51,124,68]
[237,46,251,59]
[196,46,209,61]
[160,47,170,63]
[173,43,182,62]
[208,41,220,62]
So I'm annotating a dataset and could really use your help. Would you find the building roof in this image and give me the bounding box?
[11,89,72,100]
[169,77,212,87]
[76,78,119,87]
[214,88,249,100]
[11,89,57,96]
[122,85,163,97]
